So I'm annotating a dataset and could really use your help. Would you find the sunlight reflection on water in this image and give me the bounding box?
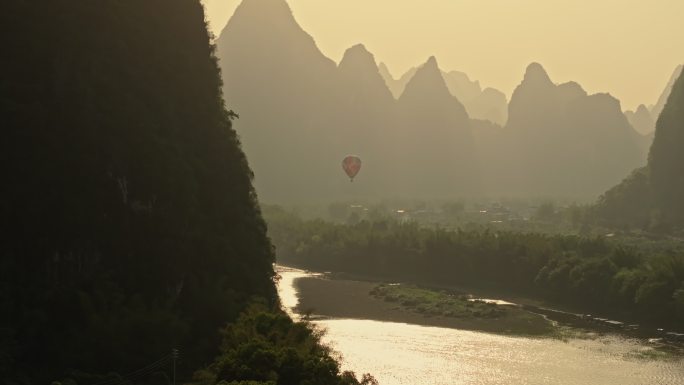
[277,267,684,385]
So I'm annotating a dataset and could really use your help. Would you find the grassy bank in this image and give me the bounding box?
[294,276,555,336]
[371,284,554,336]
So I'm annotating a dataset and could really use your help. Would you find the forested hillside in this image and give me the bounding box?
[0,1,369,384]
[596,69,684,230]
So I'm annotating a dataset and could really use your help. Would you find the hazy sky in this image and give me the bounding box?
[202,0,683,111]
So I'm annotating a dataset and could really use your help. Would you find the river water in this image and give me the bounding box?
[277,268,684,385]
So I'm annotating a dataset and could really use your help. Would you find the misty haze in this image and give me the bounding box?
[2,1,684,385]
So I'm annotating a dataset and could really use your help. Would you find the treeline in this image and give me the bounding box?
[1,0,368,384]
[266,207,684,327]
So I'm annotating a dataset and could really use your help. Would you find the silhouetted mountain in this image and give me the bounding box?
[648,70,684,224]
[471,119,509,193]
[651,64,683,122]
[623,65,682,136]
[378,62,394,84]
[468,87,508,126]
[442,71,508,125]
[216,1,652,202]
[216,0,339,203]
[337,45,395,119]
[379,62,418,99]
[335,44,398,195]
[3,0,273,380]
[442,70,482,102]
[2,1,374,383]
[507,63,558,132]
[596,70,684,229]
[501,63,646,197]
[396,57,478,196]
[378,62,400,97]
[220,1,451,202]
[382,65,508,125]
[400,57,457,106]
[625,104,656,135]
[217,2,484,201]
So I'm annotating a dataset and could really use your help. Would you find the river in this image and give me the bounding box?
[277,267,684,385]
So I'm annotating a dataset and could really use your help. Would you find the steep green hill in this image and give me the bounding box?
[0,1,368,384]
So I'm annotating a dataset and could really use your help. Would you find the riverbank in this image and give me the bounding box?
[294,275,555,336]
[283,261,684,338]
[278,268,684,385]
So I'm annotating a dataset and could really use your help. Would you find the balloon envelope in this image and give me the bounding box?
[342,155,362,181]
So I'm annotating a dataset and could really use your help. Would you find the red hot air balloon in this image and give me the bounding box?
[342,155,362,182]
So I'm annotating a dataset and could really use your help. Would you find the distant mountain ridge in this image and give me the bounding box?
[502,63,646,197]
[651,64,684,121]
[624,64,683,135]
[625,104,656,135]
[396,56,479,196]
[216,0,340,203]
[378,62,417,100]
[217,0,655,202]
[379,63,508,125]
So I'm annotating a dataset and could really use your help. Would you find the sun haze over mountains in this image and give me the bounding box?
[202,0,683,111]
[214,0,656,203]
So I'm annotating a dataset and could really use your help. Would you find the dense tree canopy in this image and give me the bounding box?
[193,304,377,385]
[266,207,684,327]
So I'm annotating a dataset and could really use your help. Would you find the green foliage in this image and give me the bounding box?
[534,202,559,223]
[193,305,376,385]
[594,167,653,228]
[0,0,302,383]
[373,284,505,318]
[674,288,684,320]
[268,212,684,326]
[371,284,552,335]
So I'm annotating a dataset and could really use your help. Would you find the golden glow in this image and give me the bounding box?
[202,0,683,110]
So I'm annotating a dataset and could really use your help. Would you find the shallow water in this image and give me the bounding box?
[277,267,684,385]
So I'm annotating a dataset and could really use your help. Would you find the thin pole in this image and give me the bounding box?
[172,348,178,385]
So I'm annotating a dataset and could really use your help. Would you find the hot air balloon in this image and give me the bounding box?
[342,155,362,182]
